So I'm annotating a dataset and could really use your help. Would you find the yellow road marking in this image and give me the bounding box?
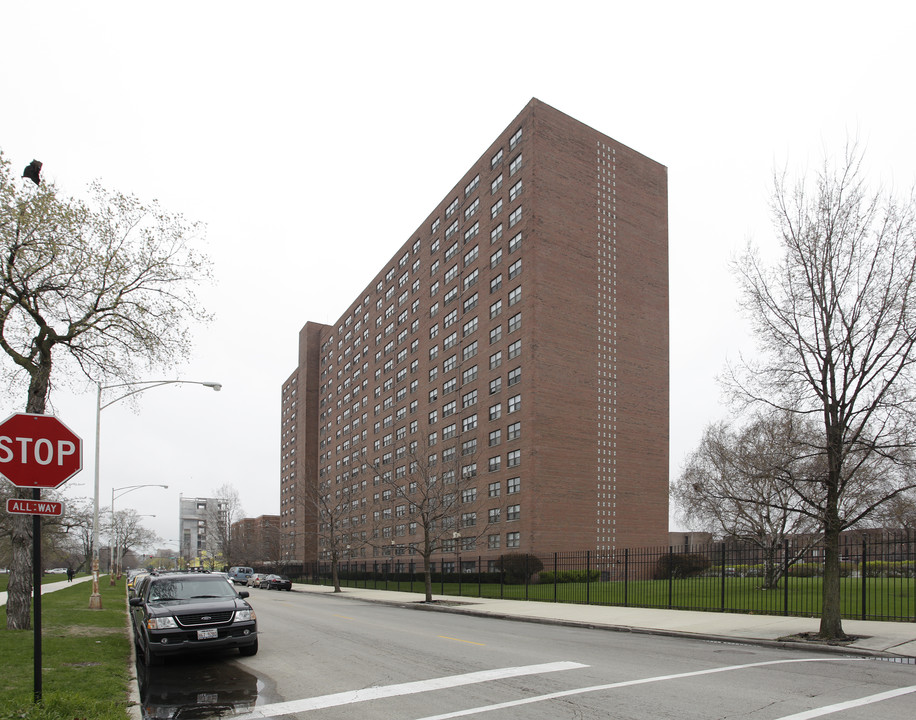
[332,614,355,620]
[438,635,485,646]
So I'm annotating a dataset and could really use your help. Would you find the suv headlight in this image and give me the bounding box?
[235,609,256,622]
[146,616,178,630]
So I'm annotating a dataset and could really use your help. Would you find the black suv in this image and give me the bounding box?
[130,572,258,665]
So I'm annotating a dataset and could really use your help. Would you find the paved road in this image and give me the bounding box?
[137,586,916,720]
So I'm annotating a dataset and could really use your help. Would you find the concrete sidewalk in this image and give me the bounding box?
[0,574,95,607]
[292,583,916,659]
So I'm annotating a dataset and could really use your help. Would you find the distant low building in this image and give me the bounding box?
[231,515,281,566]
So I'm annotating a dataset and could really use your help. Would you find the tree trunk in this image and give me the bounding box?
[423,553,433,602]
[5,355,51,630]
[819,476,846,639]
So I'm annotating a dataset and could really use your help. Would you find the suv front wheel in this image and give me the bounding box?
[239,638,258,656]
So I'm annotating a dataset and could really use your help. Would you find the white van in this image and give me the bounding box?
[228,566,254,585]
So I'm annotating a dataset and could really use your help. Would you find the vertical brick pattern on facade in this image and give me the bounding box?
[280,99,669,565]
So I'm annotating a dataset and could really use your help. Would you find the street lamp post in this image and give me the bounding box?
[110,490,164,584]
[89,379,221,609]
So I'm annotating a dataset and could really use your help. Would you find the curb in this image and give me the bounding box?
[311,590,915,661]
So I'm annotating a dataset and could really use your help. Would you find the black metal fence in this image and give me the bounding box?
[275,532,915,622]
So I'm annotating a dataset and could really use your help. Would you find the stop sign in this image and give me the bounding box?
[0,413,82,489]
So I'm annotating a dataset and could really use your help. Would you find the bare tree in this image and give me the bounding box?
[109,508,160,575]
[0,150,212,628]
[369,422,488,602]
[728,144,916,639]
[672,410,821,589]
[210,484,244,568]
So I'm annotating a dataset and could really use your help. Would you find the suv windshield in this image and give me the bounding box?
[149,578,236,602]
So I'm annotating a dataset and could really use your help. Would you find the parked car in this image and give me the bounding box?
[260,574,292,591]
[246,573,265,588]
[129,571,258,666]
[228,566,254,585]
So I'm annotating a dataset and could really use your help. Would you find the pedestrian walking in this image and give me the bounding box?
[66,567,74,582]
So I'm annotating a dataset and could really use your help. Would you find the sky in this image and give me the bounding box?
[2,1,915,547]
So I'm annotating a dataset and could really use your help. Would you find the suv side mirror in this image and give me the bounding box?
[238,590,249,599]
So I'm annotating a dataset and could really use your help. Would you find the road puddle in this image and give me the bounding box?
[137,655,263,719]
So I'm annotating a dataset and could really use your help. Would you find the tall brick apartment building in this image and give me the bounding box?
[281,99,668,570]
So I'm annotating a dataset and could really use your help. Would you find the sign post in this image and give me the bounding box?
[0,413,82,704]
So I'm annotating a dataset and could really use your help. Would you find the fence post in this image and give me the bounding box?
[554,553,558,603]
[783,539,789,617]
[720,542,726,612]
[861,537,867,621]
[586,550,591,605]
[668,546,674,609]
[525,554,530,601]
[478,556,482,598]
[624,548,629,607]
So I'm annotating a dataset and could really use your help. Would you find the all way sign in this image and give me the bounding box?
[6,498,64,516]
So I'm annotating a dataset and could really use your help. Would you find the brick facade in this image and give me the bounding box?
[280,99,668,568]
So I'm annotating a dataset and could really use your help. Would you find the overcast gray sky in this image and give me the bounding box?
[2,1,914,547]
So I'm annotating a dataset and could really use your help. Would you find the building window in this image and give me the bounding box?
[489,325,502,344]
[462,438,477,456]
[508,312,521,333]
[446,197,459,218]
[507,531,520,548]
[509,128,522,150]
[463,317,478,337]
[491,148,503,167]
[507,422,521,441]
[463,269,479,290]
[491,198,503,219]
[509,154,522,177]
[507,504,520,521]
[462,340,478,361]
[464,174,479,196]
[490,274,502,293]
[507,449,521,467]
[489,402,501,421]
[509,258,522,279]
[462,365,478,384]
[507,367,521,386]
[489,350,502,369]
[509,232,522,254]
[490,299,503,319]
[509,179,523,201]
[490,223,503,244]
[463,245,479,267]
[490,174,503,194]
[443,400,457,417]
[507,476,520,493]
[489,377,502,395]
[488,429,501,446]
[488,455,501,472]
[462,389,477,408]
[488,508,501,524]
[490,248,503,268]
[462,487,477,503]
[509,206,522,228]
[461,463,477,479]
[444,308,458,327]
[443,422,457,440]
[508,394,521,414]
[464,198,479,220]
[508,339,521,359]
[462,414,478,432]
[508,286,521,306]
[443,331,458,350]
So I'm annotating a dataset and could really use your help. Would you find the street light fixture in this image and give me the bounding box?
[89,379,221,609]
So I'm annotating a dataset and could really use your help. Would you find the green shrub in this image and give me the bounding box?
[538,569,601,584]
[496,553,544,583]
[654,552,711,579]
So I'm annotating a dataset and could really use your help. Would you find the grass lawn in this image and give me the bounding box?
[0,578,133,720]
[337,575,915,621]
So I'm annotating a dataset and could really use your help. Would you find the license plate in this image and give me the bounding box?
[197,628,218,640]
